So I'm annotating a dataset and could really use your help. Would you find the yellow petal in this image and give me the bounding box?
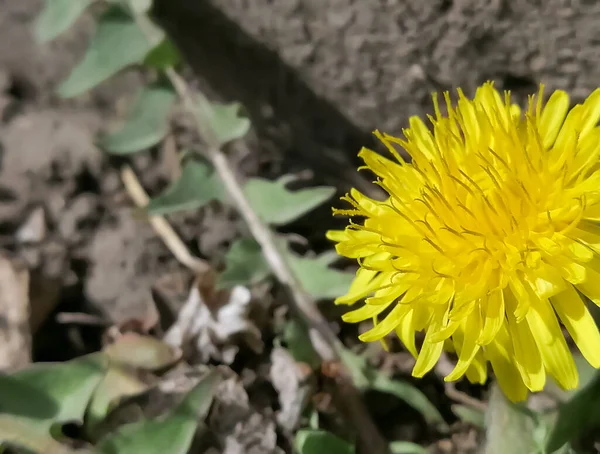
[326,229,348,243]
[395,308,418,358]
[358,303,409,342]
[465,349,488,385]
[335,268,383,305]
[579,87,600,138]
[445,310,482,382]
[539,90,569,149]
[525,298,578,390]
[342,303,389,323]
[412,309,446,377]
[478,290,504,345]
[552,285,600,368]
[484,325,529,402]
[576,264,600,306]
[505,290,545,391]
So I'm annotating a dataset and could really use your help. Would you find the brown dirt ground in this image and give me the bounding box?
[2,0,600,453]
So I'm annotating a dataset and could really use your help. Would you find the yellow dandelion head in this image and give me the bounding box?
[328,82,600,402]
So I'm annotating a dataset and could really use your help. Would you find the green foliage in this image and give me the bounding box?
[289,250,353,300]
[294,429,355,454]
[0,354,106,453]
[218,237,353,299]
[282,319,320,369]
[0,354,219,454]
[101,84,177,154]
[146,159,224,214]
[96,370,220,454]
[218,237,270,288]
[546,372,600,453]
[3,353,108,433]
[451,404,485,429]
[199,102,251,146]
[34,0,94,43]
[144,39,182,70]
[340,349,447,429]
[147,160,335,225]
[483,384,541,454]
[58,6,160,98]
[244,176,336,226]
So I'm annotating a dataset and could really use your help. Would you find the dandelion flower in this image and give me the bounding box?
[327,82,600,402]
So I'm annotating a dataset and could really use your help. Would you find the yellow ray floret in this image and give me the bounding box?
[328,82,600,402]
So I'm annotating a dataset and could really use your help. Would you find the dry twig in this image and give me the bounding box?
[129,13,390,453]
[0,254,31,371]
[164,64,390,454]
[120,165,210,275]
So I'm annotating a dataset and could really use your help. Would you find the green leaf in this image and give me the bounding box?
[0,354,107,433]
[218,238,271,289]
[389,441,429,454]
[340,349,446,429]
[0,415,89,454]
[199,102,250,146]
[34,0,94,43]
[282,320,320,369]
[484,384,539,454]
[101,84,176,154]
[546,372,600,453]
[244,177,335,226]
[289,251,353,300]
[58,7,160,98]
[143,39,182,70]
[294,429,355,454]
[217,237,353,300]
[96,369,220,454]
[451,404,485,428]
[146,159,224,215]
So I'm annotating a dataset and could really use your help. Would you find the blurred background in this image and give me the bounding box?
[1,1,599,453]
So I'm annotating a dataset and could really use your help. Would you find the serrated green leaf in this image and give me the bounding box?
[101,84,176,154]
[244,177,335,226]
[389,441,429,454]
[146,159,224,215]
[217,237,353,299]
[96,370,220,454]
[34,0,94,43]
[58,7,160,98]
[294,429,355,454]
[282,320,320,369]
[143,39,182,70]
[484,384,538,454]
[451,404,485,428]
[199,102,250,146]
[546,372,600,453]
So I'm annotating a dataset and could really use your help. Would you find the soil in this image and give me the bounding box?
[1,0,599,453]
